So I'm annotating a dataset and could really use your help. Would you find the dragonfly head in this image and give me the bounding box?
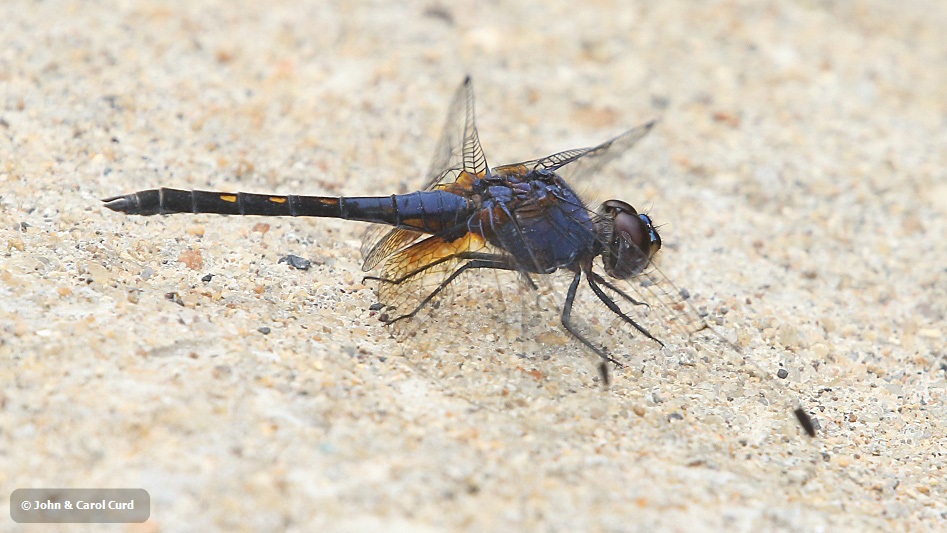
[598,199,662,279]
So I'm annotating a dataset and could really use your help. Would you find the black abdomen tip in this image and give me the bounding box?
[102,192,158,215]
[102,194,137,213]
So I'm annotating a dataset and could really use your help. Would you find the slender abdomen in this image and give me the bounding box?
[102,188,474,234]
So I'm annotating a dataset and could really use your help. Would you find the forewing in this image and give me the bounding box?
[419,75,489,181]
[514,120,657,185]
[360,77,486,271]
[420,77,477,190]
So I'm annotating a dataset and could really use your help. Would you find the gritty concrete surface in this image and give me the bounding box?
[2,1,946,531]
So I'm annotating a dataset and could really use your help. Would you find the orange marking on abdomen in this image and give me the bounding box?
[220,195,237,203]
[269,197,287,204]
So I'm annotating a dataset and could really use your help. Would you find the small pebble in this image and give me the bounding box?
[777,368,789,379]
[177,249,203,270]
[279,254,311,270]
[258,326,271,335]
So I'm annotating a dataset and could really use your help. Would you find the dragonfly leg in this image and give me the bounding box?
[586,274,664,348]
[364,251,503,285]
[383,256,521,324]
[561,270,624,386]
[587,271,650,308]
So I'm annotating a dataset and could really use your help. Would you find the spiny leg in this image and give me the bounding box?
[588,271,649,308]
[586,274,665,348]
[365,251,538,292]
[561,270,623,387]
[384,256,523,324]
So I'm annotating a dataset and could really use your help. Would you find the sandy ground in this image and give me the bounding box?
[2,0,946,531]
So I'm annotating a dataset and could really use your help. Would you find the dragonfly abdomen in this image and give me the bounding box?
[341,191,474,233]
[102,188,474,235]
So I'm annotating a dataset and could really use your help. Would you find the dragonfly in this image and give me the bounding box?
[102,77,813,435]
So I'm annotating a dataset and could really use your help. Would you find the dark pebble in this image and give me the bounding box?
[279,254,311,270]
[777,368,789,379]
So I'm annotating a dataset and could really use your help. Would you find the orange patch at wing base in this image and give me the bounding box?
[380,231,487,283]
[361,227,423,271]
[435,170,481,196]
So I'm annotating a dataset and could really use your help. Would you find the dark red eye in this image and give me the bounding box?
[598,200,662,279]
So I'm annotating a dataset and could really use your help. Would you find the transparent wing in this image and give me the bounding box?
[360,227,423,272]
[373,232,490,316]
[492,120,656,187]
[360,76,488,271]
[422,76,482,190]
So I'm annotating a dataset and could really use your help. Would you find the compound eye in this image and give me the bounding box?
[600,200,661,279]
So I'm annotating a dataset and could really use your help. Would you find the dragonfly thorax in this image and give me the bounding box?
[597,199,661,279]
[468,170,598,274]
